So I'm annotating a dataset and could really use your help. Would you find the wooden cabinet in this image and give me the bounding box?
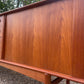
[0,0,84,83]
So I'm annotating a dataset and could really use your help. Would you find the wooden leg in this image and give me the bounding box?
[66,80,70,84]
[44,73,51,84]
[51,77,63,84]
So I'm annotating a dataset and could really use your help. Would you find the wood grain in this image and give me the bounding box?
[72,0,84,79]
[4,10,34,66]
[0,0,84,83]
[32,0,73,75]
[3,0,73,76]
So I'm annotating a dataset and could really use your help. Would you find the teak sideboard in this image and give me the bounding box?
[0,0,84,83]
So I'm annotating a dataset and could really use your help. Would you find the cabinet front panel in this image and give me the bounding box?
[4,0,73,76]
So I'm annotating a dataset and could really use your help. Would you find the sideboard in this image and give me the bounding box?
[0,0,84,83]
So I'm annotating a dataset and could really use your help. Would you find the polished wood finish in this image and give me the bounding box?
[72,0,84,79]
[0,0,84,83]
[4,0,73,75]
[4,10,34,66]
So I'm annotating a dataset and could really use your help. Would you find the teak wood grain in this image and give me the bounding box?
[72,0,84,79]
[4,0,73,75]
[0,0,84,83]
